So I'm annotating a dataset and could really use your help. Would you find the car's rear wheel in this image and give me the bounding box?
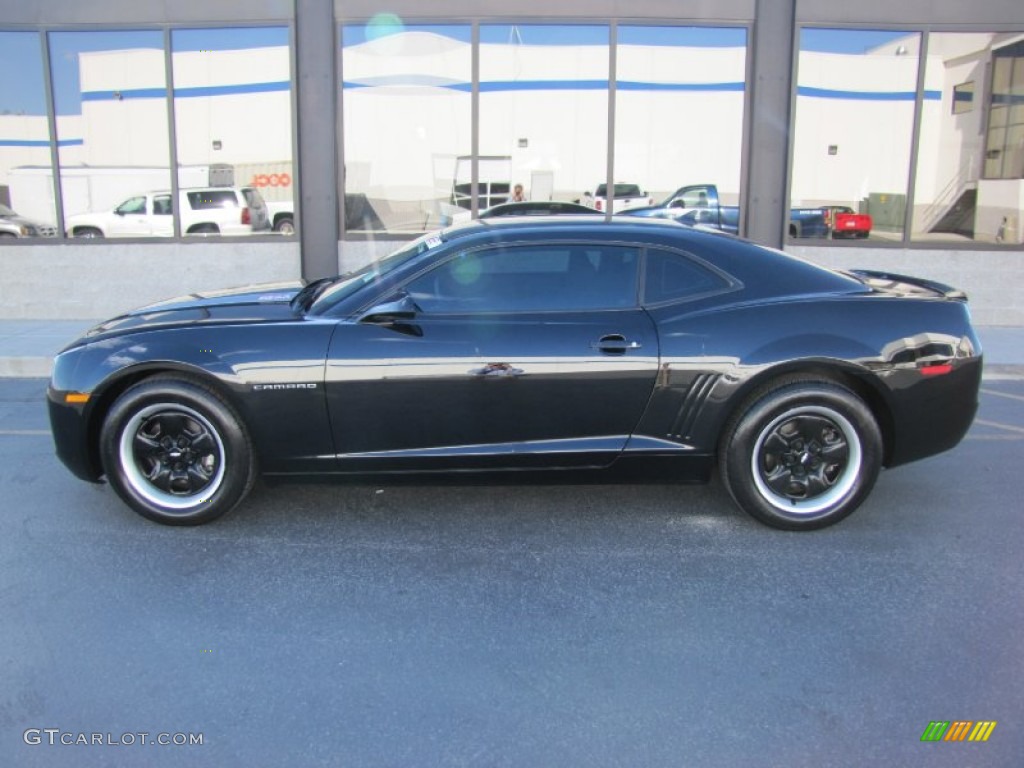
[186,223,220,236]
[719,378,882,530]
[274,216,295,235]
[73,227,103,238]
[99,376,255,525]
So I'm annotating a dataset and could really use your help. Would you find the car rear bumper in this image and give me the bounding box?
[885,355,982,468]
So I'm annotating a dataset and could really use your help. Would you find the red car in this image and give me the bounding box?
[823,206,872,239]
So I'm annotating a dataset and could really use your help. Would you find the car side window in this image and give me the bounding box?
[116,197,147,215]
[187,191,239,210]
[153,195,173,216]
[643,249,729,305]
[406,244,640,313]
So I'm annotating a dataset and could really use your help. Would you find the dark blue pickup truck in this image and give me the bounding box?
[624,183,830,238]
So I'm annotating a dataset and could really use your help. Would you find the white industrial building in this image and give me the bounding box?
[2,29,1021,241]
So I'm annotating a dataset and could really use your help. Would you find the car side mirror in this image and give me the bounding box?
[358,293,419,325]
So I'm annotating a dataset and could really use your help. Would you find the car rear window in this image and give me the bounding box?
[186,191,239,210]
[595,184,643,198]
[242,188,265,208]
[644,249,730,305]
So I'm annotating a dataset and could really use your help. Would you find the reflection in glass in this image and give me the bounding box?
[982,38,1024,244]
[342,23,471,233]
[49,31,170,238]
[952,81,974,115]
[791,29,921,241]
[479,25,609,214]
[0,32,59,236]
[911,33,1023,243]
[984,40,1024,185]
[172,27,292,236]
[615,26,747,217]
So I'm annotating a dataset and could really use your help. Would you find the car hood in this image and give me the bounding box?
[77,282,305,343]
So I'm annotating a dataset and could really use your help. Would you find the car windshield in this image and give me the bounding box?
[307,232,444,314]
[0,204,16,217]
[595,184,642,198]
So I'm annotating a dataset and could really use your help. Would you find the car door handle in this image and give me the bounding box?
[591,334,642,355]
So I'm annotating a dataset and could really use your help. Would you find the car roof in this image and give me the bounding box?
[480,201,595,217]
[143,187,248,194]
[442,213,685,239]
[435,215,863,298]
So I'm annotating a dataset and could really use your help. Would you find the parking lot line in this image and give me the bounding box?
[980,387,1024,403]
[973,418,1024,435]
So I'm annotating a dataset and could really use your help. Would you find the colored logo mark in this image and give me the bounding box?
[921,721,997,742]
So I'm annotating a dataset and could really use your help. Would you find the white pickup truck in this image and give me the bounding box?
[582,183,653,213]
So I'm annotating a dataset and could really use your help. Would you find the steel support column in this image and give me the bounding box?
[296,0,339,279]
[745,0,797,248]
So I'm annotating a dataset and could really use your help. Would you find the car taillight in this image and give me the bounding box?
[241,207,251,225]
[595,200,602,211]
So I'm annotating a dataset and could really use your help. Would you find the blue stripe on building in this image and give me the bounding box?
[0,138,84,147]
[798,86,941,101]
[77,78,942,102]
[81,81,290,102]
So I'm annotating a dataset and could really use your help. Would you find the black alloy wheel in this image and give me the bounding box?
[99,376,255,525]
[719,377,882,530]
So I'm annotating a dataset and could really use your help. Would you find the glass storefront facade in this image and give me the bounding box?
[0,5,1022,250]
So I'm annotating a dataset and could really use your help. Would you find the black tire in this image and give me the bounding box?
[73,227,104,238]
[719,377,882,531]
[99,376,256,525]
[274,216,295,235]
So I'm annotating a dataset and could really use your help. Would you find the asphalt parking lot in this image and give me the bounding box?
[1,377,1022,767]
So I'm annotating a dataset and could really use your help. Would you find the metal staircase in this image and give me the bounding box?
[929,187,977,238]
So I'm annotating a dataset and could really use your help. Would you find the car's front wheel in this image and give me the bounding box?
[719,378,882,530]
[99,376,256,525]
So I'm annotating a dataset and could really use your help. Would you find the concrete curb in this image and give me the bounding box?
[0,357,55,379]
[980,365,1024,381]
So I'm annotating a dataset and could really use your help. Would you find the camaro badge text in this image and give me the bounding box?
[253,383,318,391]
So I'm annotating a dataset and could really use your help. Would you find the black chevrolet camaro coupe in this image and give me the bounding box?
[48,217,981,530]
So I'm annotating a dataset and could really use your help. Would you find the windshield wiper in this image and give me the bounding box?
[290,276,337,313]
